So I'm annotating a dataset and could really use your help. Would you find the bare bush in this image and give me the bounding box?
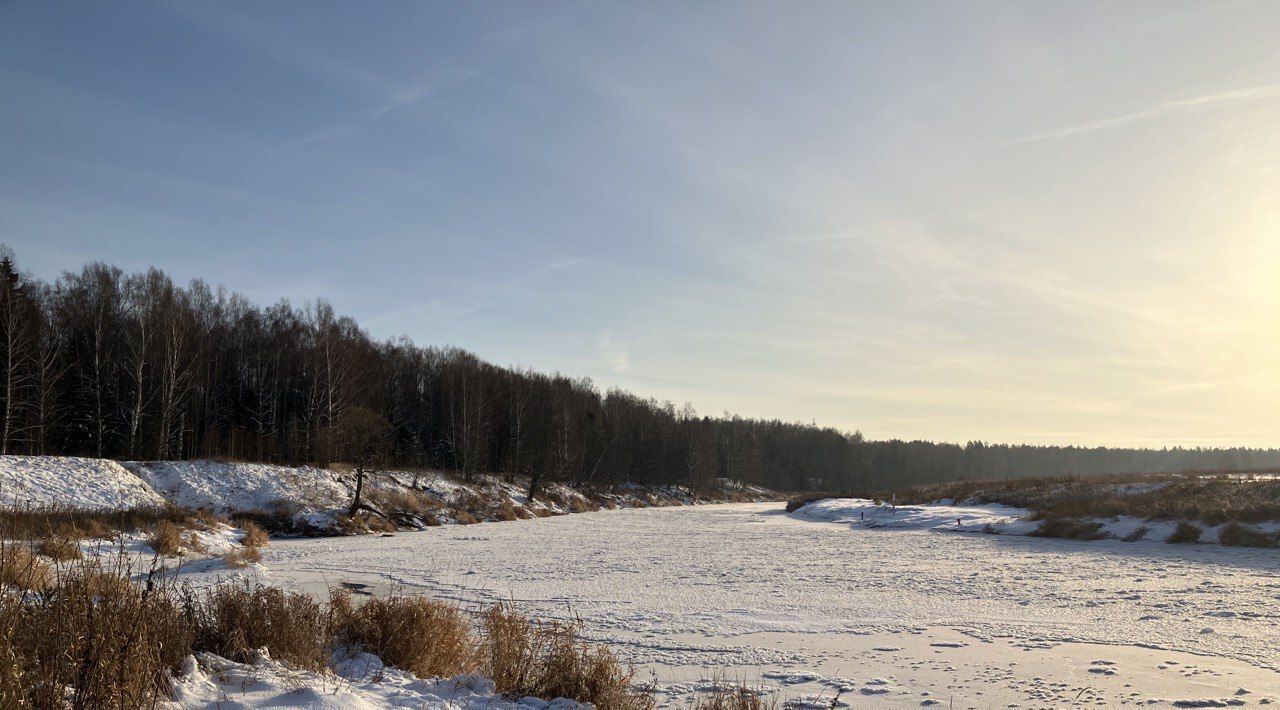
[222,546,262,568]
[0,545,50,592]
[332,591,474,678]
[1030,518,1109,541]
[0,560,191,709]
[1167,521,1203,544]
[1218,522,1276,548]
[239,521,269,548]
[35,536,80,562]
[193,583,329,670]
[480,604,652,710]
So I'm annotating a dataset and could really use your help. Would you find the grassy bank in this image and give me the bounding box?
[0,550,654,709]
[789,472,1280,547]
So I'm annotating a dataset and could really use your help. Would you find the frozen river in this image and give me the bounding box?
[263,502,1280,707]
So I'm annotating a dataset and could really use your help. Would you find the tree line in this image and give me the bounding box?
[1,248,1277,492]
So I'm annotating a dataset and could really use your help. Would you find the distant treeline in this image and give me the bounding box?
[1,248,1277,492]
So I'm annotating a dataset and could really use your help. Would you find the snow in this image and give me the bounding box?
[0,455,167,509]
[128,460,351,519]
[257,502,1280,708]
[167,650,588,709]
[793,497,1038,534]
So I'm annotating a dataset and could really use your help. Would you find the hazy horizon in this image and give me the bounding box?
[3,1,1279,448]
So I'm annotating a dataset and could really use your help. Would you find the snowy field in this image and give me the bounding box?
[256,502,1280,708]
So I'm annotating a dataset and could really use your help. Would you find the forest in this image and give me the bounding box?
[2,248,1278,493]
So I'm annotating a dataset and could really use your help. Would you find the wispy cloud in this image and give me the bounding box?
[293,63,483,144]
[1015,84,1280,144]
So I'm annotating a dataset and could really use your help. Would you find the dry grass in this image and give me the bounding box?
[0,545,50,592]
[1030,518,1109,541]
[332,591,475,678]
[336,511,399,534]
[492,501,520,522]
[0,519,655,709]
[1167,521,1203,544]
[480,603,653,710]
[691,681,777,710]
[455,511,479,525]
[240,521,269,548]
[192,583,330,670]
[193,583,329,670]
[1218,522,1277,548]
[809,472,1280,526]
[222,546,262,568]
[148,520,185,556]
[785,494,834,513]
[0,503,215,542]
[0,559,191,709]
[35,536,81,562]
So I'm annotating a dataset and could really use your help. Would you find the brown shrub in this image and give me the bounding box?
[223,546,263,568]
[367,487,444,518]
[567,498,595,514]
[492,502,520,522]
[692,681,776,710]
[1167,521,1203,544]
[1030,518,1109,541]
[0,561,192,709]
[454,491,488,514]
[533,508,555,518]
[332,591,475,678]
[240,521,269,548]
[194,584,329,670]
[0,504,218,542]
[1218,522,1276,548]
[541,490,568,508]
[455,512,479,525]
[853,473,1280,526]
[0,545,50,592]
[337,512,398,535]
[784,494,831,513]
[149,520,185,556]
[231,506,301,534]
[480,604,652,710]
[36,537,81,562]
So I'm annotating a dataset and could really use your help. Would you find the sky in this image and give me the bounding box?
[2,1,1279,448]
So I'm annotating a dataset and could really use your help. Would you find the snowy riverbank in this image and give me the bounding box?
[792,496,1280,546]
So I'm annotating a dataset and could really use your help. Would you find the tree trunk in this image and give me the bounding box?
[349,466,366,516]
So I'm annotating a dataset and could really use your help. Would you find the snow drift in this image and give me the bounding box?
[0,455,166,509]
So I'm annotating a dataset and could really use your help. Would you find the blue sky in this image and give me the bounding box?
[3,1,1279,446]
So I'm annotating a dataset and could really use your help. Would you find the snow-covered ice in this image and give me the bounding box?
[793,497,1038,533]
[257,502,1280,707]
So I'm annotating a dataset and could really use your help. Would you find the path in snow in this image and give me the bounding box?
[260,503,1280,707]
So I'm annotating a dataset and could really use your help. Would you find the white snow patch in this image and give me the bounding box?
[793,498,1035,534]
[167,650,589,709]
[0,455,165,509]
[128,460,349,519]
